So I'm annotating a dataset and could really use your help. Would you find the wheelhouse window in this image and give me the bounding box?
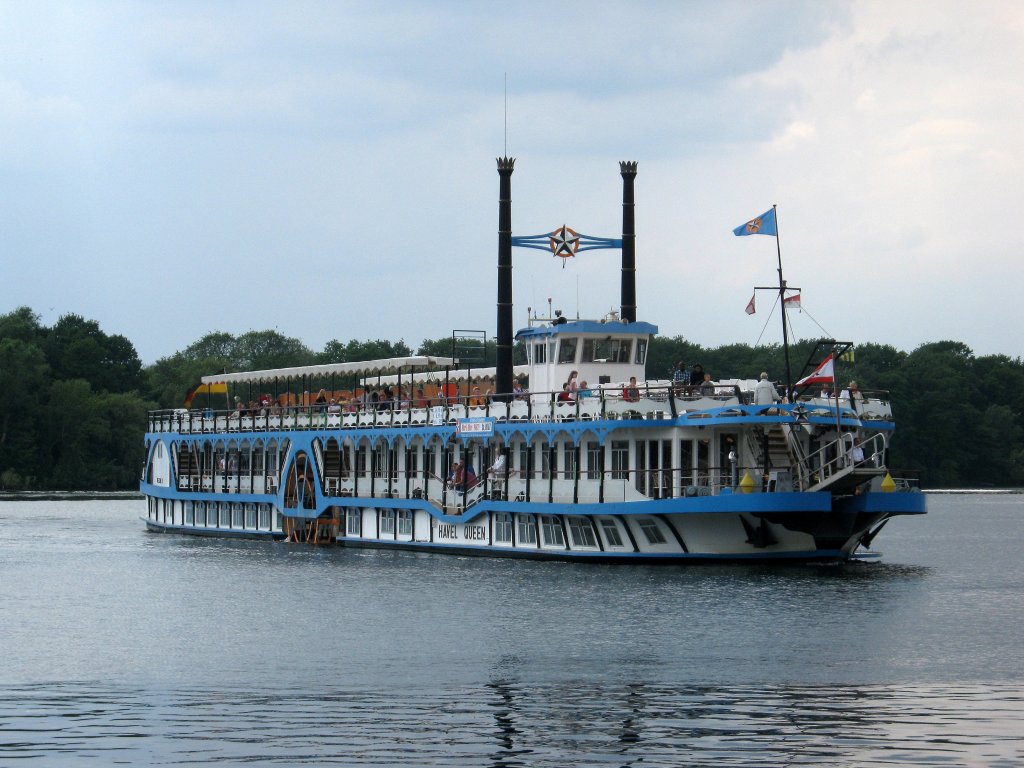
[540,515,565,547]
[557,337,578,364]
[567,516,597,548]
[638,518,667,545]
[634,338,648,365]
[581,338,633,363]
[533,341,547,364]
[494,513,513,544]
[517,514,537,544]
[598,518,624,547]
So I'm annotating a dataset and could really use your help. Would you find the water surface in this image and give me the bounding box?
[0,495,1020,765]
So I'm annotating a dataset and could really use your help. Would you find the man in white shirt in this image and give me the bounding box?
[754,372,780,405]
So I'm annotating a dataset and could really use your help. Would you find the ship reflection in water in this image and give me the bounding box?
[0,679,1019,766]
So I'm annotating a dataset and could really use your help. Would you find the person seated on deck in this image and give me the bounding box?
[513,380,526,400]
[699,373,716,396]
[447,461,462,488]
[469,386,485,407]
[327,398,341,414]
[557,382,575,403]
[414,388,429,408]
[622,376,641,402]
[576,380,593,399]
[314,389,328,411]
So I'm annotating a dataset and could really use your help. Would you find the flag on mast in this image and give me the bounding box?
[783,293,801,310]
[733,207,777,237]
[745,294,756,315]
[795,354,834,386]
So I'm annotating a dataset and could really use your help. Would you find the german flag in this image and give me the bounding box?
[183,381,228,409]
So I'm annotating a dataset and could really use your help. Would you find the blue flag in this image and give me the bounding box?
[733,207,777,237]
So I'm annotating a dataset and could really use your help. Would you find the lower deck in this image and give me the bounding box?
[143,494,923,562]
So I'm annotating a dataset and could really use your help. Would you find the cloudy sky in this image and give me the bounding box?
[2,1,1021,364]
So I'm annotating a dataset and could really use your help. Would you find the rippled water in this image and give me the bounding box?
[1,495,1021,765]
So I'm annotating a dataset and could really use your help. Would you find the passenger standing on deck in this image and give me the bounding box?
[689,363,705,389]
[566,370,579,394]
[754,372,780,405]
[623,376,640,402]
[848,381,864,413]
[672,361,687,397]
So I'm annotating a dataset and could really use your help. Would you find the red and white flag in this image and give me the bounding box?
[744,294,756,315]
[796,354,834,386]
[784,293,801,310]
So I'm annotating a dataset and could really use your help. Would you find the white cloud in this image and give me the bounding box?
[0,1,1022,363]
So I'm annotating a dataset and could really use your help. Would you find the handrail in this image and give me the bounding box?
[804,431,887,488]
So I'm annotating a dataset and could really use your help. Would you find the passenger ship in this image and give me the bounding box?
[140,160,925,562]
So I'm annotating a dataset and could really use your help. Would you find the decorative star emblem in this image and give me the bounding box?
[745,218,762,234]
[549,225,580,259]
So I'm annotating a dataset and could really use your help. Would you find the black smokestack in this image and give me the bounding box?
[496,157,515,397]
[620,161,637,323]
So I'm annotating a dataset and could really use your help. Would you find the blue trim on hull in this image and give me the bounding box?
[835,491,928,515]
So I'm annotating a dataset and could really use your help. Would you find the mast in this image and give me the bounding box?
[774,204,794,398]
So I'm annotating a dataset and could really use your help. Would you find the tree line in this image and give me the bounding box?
[1,306,1021,490]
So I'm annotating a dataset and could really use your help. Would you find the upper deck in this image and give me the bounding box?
[147,380,894,436]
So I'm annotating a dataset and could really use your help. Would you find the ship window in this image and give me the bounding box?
[534,342,546,364]
[380,510,395,535]
[155,442,164,459]
[494,513,512,543]
[563,443,577,478]
[567,516,597,548]
[259,504,271,530]
[581,338,634,363]
[586,442,603,480]
[232,503,244,528]
[638,518,667,545]
[398,510,413,536]
[634,338,648,365]
[184,501,194,525]
[519,443,533,479]
[245,505,256,529]
[599,518,624,547]
[611,441,629,480]
[219,503,230,527]
[517,514,537,544]
[557,338,578,364]
[540,515,565,547]
[346,509,361,536]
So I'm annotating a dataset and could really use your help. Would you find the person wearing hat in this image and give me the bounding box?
[754,372,780,405]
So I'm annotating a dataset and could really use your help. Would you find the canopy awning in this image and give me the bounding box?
[373,364,529,386]
[200,356,459,386]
